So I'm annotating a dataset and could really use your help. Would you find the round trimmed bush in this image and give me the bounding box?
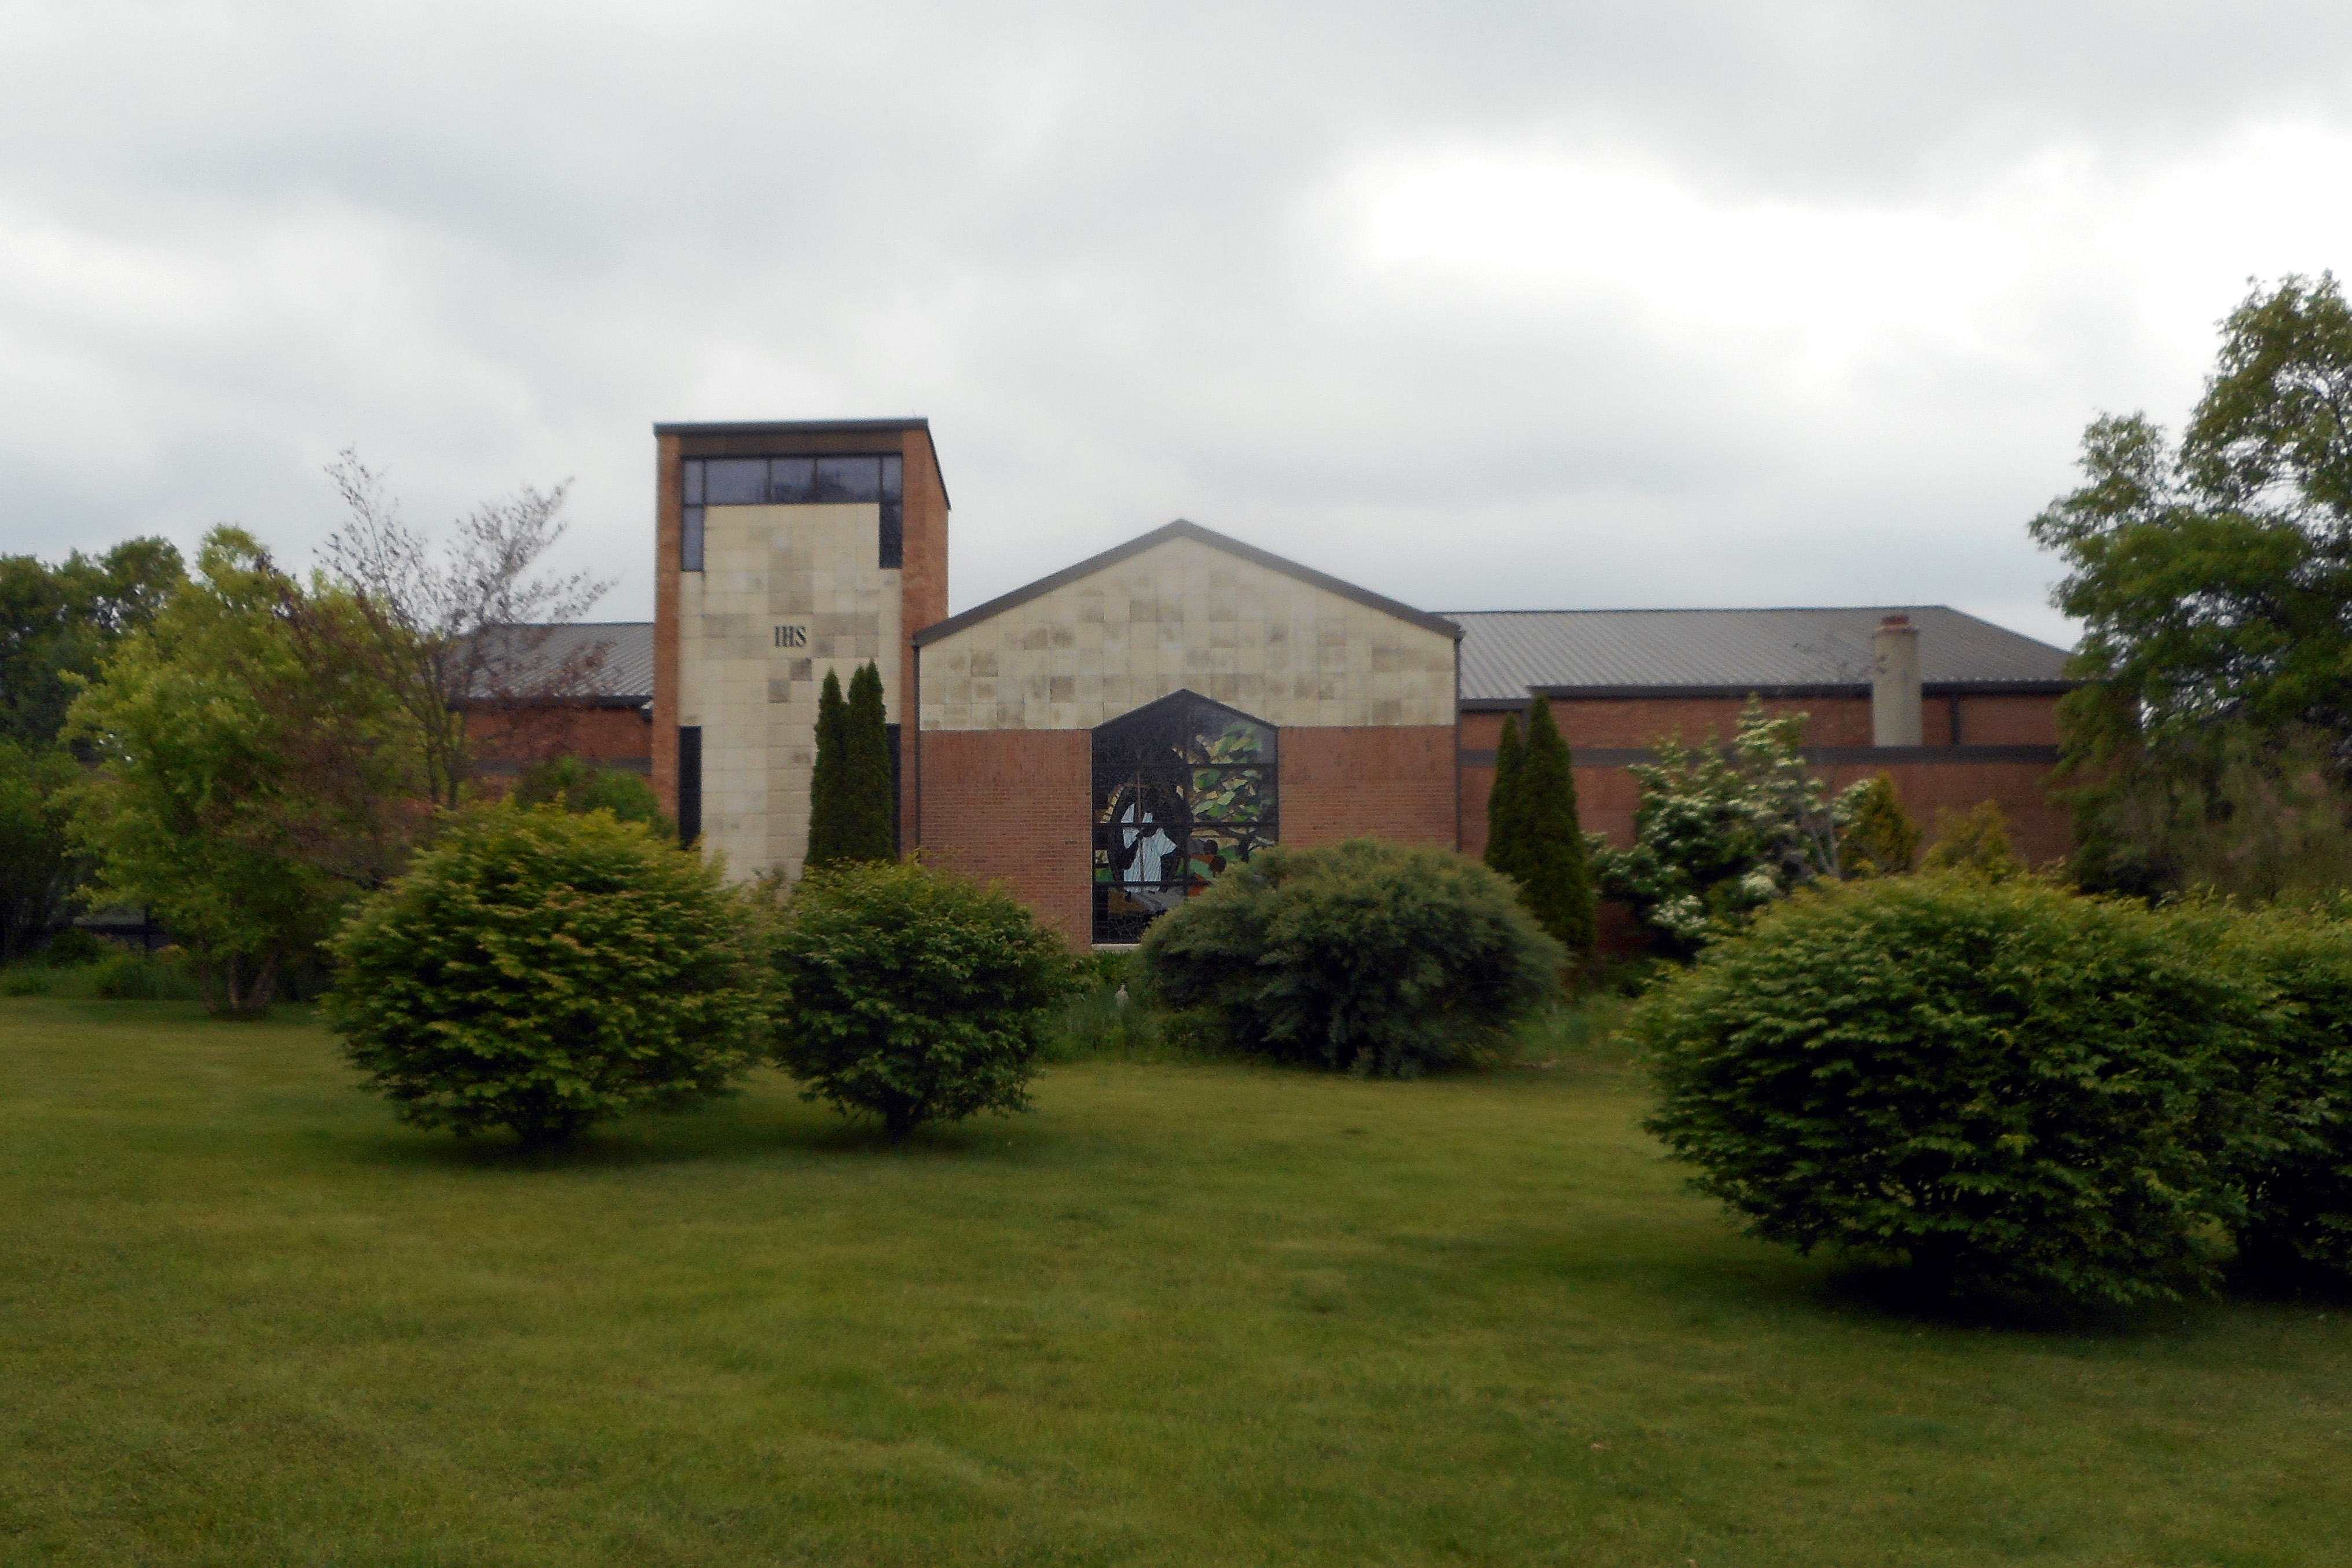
[1635,875,2264,1306]
[771,860,1076,1142]
[327,804,770,1146]
[1137,838,1565,1078]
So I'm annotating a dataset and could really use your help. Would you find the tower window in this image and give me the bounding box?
[679,453,906,571]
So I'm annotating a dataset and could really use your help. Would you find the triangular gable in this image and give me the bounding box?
[912,519,1461,646]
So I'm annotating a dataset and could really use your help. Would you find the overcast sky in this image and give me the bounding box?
[8,2,2352,649]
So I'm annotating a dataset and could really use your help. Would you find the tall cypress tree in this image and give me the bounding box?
[1484,713,1526,879]
[1510,696,1596,955]
[805,669,851,870]
[843,661,896,862]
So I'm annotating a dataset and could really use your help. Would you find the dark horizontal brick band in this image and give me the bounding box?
[1458,744,2059,768]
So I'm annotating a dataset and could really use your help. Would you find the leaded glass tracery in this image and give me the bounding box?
[1091,691,1277,944]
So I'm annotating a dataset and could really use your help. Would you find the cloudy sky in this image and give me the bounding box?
[8,2,2352,648]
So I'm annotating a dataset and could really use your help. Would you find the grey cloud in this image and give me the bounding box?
[7,2,2352,653]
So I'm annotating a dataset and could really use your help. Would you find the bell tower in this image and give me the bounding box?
[651,419,948,877]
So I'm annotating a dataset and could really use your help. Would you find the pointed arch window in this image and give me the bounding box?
[1091,691,1277,944]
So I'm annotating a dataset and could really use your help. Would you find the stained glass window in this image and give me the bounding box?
[1091,691,1277,944]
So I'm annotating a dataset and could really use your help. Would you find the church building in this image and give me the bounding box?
[472,416,2076,950]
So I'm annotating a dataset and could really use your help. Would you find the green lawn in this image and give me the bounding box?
[3,999,2349,1566]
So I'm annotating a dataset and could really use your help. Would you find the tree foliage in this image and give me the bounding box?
[0,538,185,954]
[1140,838,1564,1078]
[1483,711,1525,875]
[317,451,610,809]
[2031,274,2352,894]
[770,860,1074,1141]
[1838,774,1922,877]
[805,662,893,870]
[510,754,671,834]
[2207,903,2352,1283]
[329,804,768,1146]
[1921,801,2028,882]
[0,741,79,962]
[1485,698,1595,954]
[1637,876,2264,1306]
[844,661,896,859]
[1591,701,1851,953]
[805,669,851,870]
[0,538,182,751]
[64,528,426,1013]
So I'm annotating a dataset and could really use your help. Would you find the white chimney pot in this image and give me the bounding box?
[1872,614,1924,748]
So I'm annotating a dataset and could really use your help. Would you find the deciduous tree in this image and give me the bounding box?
[318,452,610,809]
[65,529,424,1013]
[2031,273,2352,893]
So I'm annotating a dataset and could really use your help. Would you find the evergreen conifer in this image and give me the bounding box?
[1483,713,1526,880]
[805,669,852,869]
[843,662,896,861]
[1838,773,1922,877]
[1504,696,1597,955]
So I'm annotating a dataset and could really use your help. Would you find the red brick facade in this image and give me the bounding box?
[915,728,1093,947]
[1281,726,1457,848]
[1456,693,2070,869]
[467,706,651,777]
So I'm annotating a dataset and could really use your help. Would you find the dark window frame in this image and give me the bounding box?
[677,726,703,847]
[679,454,904,571]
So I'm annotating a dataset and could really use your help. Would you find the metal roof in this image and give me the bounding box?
[913,519,1464,646]
[1446,606,2074,705]
[464,622,653,704]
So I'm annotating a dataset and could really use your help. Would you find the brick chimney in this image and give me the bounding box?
[1871,614,1923,748]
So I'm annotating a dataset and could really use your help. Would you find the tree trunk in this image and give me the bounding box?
[885,1102,917,1145]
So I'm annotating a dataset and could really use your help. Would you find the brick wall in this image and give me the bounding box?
[917,728,1093,947]
[1282,726,1457,848]
[467,706,652,771]
[900,430,950,851]
[1462,691,2060,756]
[1456,692,2073,946]
[651,434,683,818]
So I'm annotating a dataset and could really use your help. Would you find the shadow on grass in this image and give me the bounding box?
[1797,1256,2263,1338]
[344,1096,1049,1175]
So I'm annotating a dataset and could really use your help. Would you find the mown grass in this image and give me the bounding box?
[3,996,2349,1565]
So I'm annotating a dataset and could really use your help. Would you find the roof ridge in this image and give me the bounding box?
[915,519,1461,647]
[1439,605,1953,617]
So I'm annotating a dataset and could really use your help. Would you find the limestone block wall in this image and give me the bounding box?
[915,536,1457,732]
[677,503,901,880]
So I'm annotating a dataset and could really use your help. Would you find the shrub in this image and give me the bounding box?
[87,946,200,1001]
[1636,875,2263,1306]
[40,929,109,967]
[1138,838,1564,1078]
[1839,773,1922,877]
[1925,800,2026,881]
[771,860,1075,1141]
[510,754,671,833]
[0,947,202,1002]
[327,804,769,1146]
[1589,700,1844,954]
[2208,903,2352,1282]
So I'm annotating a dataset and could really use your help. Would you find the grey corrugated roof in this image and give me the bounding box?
[465,622,652,703]
[1446,607,2073,704]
